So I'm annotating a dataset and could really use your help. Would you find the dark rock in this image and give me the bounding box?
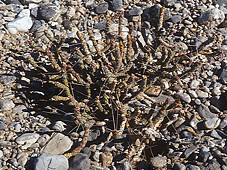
[197,104,217,119]
[38,4,58,21]
[30,20,42,32]
[173,162,186,170]
[33,153,69,170]
[199,150,211,162]
[69,153,90,170]
[62,20,72,29]
[220,69,227,84]
[0,75,16,85]
[142,5,161,27]
[95,2,108,14]
[5,0,21,5]
[82,147,91,157]
[180,130,193,139]
[0,123,6,130]
[184,146,197,158]
[186,165,200,170]
[112,0,123,11]
[150,156,167,168]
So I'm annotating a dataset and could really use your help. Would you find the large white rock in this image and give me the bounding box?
[6,9,33,34]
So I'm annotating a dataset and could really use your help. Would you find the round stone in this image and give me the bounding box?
[190,80,200,89]
[150,156,167,168]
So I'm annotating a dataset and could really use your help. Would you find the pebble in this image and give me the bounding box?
[69,153,90,170]
[173,162,186,170]
[188,89,198,98]
[197,8,225,27]
[190,80,200,89]
[41,133,73,155]
[112,0,123,11]
[212,87,221,96]
[0,123,6,130]
[150,156,167,168]
[171,15,182,23]
[196,90,209,98]
[12,105,27,115]
[95,2,108,14]
[0,99,15,111]
[145,85,161,97]
[186,165,200,170]
[175,92,191,103]
[33,153,69,170]
[16,133,40,149]
[6,9,33,34]
[220,69,227,84]
[52,121,66,132]
[0,75,16,85]
[203,117,221,129]
[198,104,217,119]
[210,130,222,139]
[38,4,58,21]
[194,99,201,105]
[219,117,227,129]
[184,145,197,158]
[128,7,143,16]
[199,150,210,162]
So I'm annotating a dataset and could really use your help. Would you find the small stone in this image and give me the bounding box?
[38,4,58,21]
[181,131,193,139]
[175,92,191,103]
[52,121,66,132]
[198,104,217,118]
[82,147,91,157]
[42,133,73,155]
[33,153,69,170]
[212,87,221,96]
[0,75,16,85]
[128,7,143,16]
[173,162,186,170]
[0,123,6,130]
[186,165,200,170]
[196,90,209,98]
[16,133,40,146]
[188,90,198,98]
[101,152,113,167]
[112,0,123,11]
[12,105,27,114]
[220,69,227,84]
[210,130,222,139]
[219,117,227,129]
[0,99,15,111]
[197,8,225,27]
[203,118,221,129]
[150,156,167,168]
[95,2,108,14]
[69,153,90,170]
[184,146,197,158]
[194,99,201,105]
[190,80,200,89]
[190,118,200,129]
[30,20,42,32]
[6,9,33,34]
[171,15,182,23]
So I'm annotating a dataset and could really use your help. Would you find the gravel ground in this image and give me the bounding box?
[0,0,227,170]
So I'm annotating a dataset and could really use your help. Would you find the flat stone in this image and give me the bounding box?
[203,118,221,129]
[95,2,108,14]
[16,133,40,146]
[175,92,191,103]
[197,104,217,118]
[150,156,167,168]
[33,153,69,170]
[69,153,90,170]
[41,133,73,155]
[184,146,197,158]
[0,99,15,111]
[0,75,16,85]
[196,90,209,98]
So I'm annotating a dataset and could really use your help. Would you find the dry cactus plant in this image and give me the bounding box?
[26,10,209,159]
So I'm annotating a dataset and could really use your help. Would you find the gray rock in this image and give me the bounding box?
[203,118,221,129]
[95,2,108,14]
[12,105,27,114]
[41,133,73,155]
[216,0,227,14]
[38,4,58,21]
[190,118,200,129]
[62,20,72,29]
[112,0,123,11]
[210,130,222,139]
[190,80,200,89]
[0,75,16,85]
[186,165,200,170]
[219,117,227,129]
[69,153,90,170]
[197,104,217,118]
[220,69,227,84]
[173,162,186,170]
[16,133,40,149]
[33,153,69,170]
[194,99,201,105]
[197,8,225,27]
[30,20,42,32]
[184,146,197,158]
[128,7,143,16]
[175,92,191,103]
[171,15,182,23]
[82,147,91,157]
[212,87,221,96]
[0,99,15,111]
[150,156,167,168]
[0,123,6,130]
